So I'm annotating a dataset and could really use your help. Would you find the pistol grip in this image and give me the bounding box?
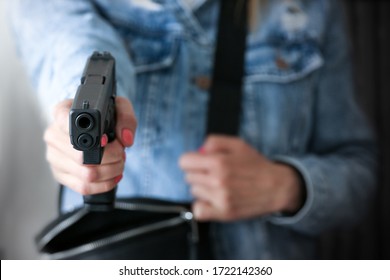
[83,187,117,211]
[82,148,103,165]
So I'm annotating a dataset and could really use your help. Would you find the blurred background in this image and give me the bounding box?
[0,0,57,259]
[0,0,389,259]
[320,0,390,260]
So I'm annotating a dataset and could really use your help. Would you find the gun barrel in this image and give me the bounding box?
[75,113,94,130]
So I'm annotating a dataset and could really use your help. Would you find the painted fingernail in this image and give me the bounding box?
[114,174,123,184]
[198,147,206,154]
[122,129,134,146]
[101,134,108,147]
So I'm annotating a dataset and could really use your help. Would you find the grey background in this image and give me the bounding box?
[0,0,57,259]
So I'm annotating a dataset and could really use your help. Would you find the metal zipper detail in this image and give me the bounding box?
[39,201,198,259]
[37,207,90,251]
[114,201,189,213]
[47,215,186,259]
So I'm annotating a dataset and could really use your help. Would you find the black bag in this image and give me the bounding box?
[35,0,248,260]
[36,198,199,259]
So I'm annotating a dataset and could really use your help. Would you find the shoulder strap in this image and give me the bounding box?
[206,0,248,136]
[197,0,249,260]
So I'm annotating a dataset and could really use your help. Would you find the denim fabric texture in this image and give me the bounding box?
[9,0,377,259]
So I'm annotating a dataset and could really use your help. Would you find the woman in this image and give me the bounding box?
[9,0,377,259]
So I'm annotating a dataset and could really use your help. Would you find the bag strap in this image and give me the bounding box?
[206,0,248,135]
[198,0,249,260]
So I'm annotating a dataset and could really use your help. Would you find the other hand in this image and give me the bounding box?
[179,135,303,221]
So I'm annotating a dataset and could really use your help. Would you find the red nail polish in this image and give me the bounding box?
[101,134,108,147]
[198,147,206,154]
[122,129,134,146]
[114,174,123,184]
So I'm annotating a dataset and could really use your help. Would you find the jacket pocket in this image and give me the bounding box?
[105,3,181,74]
[125,31,180,73]
[245,37,324,84]
[240,35,324,156]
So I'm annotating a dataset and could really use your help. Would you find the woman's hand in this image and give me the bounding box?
[179,135,304,221]
[44,97,137,195]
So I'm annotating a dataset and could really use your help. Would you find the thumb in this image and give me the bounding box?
[115,96,137,147]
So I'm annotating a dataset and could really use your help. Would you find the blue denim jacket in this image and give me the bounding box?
[9,0,377,259]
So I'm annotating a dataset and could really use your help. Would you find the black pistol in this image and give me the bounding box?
[70,51,117,211]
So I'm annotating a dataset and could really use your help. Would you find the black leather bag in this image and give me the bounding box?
[36,198,198,259]
[35,0,248,260]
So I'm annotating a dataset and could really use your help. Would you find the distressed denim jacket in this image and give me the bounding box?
[9,0,377,259]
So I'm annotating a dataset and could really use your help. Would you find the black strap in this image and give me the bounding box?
[199,0,248,260]
[206,0,248,135]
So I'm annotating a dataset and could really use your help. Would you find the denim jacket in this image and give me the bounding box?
[9,0,377,259]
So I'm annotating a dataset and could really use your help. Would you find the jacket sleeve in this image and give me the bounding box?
[267,0,378,235]
[8,0,136,120]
